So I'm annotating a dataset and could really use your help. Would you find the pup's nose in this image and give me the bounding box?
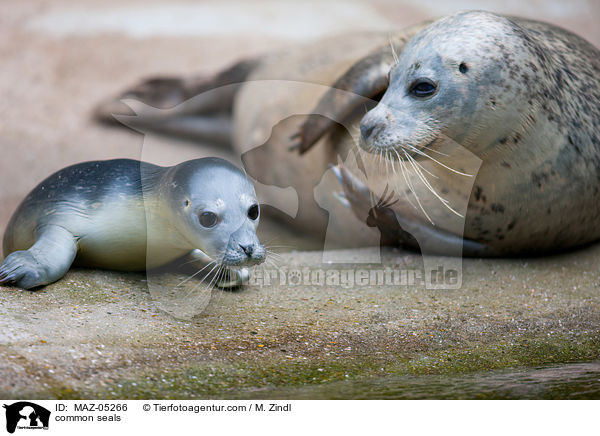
[240,244,254,257]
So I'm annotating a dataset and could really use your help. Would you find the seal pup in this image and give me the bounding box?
[0,158,266,289]
[96,11,600,256]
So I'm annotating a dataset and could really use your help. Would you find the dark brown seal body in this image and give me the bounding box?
[96,11,600,256]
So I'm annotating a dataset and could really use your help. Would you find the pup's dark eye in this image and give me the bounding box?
[248,204,259,220]
[409,79,437,98]
[199,211,218,228]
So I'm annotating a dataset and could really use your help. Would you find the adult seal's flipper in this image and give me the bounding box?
[94,58,260,144]
[330,163,492,257]
[96,58,259,121]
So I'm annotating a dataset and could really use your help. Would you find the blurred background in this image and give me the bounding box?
[1,0,599,241]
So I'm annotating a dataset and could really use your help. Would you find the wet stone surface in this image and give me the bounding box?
[1,246,599,399]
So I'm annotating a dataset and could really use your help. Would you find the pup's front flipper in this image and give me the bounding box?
[0,225,77,290]
[186,249,249,289]
[215,268,250,289]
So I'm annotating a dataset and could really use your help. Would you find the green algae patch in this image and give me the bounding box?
[55,331,600,399]
[395,333,600,375]
[53,359,383,400]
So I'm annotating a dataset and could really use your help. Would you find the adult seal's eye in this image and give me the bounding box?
[409,79,437,98]
[199,211,218,228]
[248,204,259,220]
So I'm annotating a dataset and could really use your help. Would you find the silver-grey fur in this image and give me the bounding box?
[0,158,265,289]
[95,11,600,256]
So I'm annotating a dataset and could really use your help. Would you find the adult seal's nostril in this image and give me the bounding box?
[360,119,380,140]
[360,122,372,139]
[240,244,254,257]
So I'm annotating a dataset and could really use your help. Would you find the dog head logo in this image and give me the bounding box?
[3,402,50,434]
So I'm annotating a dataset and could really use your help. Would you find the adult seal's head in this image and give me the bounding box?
[290,10,600,255]
[162,158,266,267]
[360,10,549,157]
[332,10,600,256]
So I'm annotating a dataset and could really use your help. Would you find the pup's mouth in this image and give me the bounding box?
[220,248,266,267]
[222,258,263,267]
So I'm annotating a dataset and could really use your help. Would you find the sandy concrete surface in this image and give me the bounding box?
[1,247,599,398]
[1,0,599,398]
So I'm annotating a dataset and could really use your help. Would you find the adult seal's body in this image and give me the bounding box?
[96,11,600,256]
[0,158,266,289]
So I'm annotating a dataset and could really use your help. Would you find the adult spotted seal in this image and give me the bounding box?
[96,11,600,256]
[0,158,266,289]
